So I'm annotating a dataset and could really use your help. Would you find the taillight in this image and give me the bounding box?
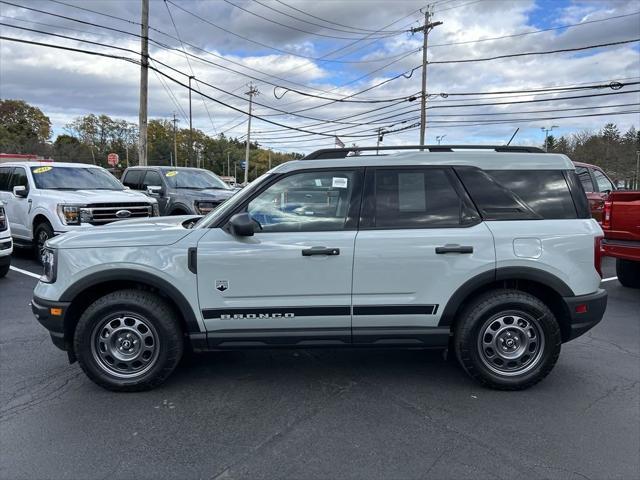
[594,235,604,277]
[602,200,612,229]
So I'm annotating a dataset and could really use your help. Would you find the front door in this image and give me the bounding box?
[352,166,495,345]
[196,168,362,347]
[6,167,32,239]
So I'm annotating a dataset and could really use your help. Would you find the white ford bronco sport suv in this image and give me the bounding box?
[31,146,607,392]
[0,162,158,263]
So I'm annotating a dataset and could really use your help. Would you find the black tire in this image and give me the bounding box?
[0,261,9,278]
[170,209,188,216]
[34,221,54,265]
[74,289,184,392]
[616,259,640,289]
[454,289,561,391]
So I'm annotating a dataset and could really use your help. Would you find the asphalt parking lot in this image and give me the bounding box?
[1,252,638,480]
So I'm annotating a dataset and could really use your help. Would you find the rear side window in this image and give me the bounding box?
[122,170,143,189]
[0,167,11,191]
[457,168,578,220]
[575,167,594,193]
[364,168,478,228]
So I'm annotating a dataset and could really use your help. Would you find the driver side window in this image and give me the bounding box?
[247,170,355,232]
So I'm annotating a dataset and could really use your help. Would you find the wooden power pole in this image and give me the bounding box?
[411,6,442,147]
[138,0,149,165]
[244,83,259,184]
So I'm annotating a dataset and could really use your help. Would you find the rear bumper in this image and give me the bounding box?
[562,289,608,341]
[31,295,71,351]
[602,239,640,262]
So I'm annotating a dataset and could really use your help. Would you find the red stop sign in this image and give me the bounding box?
[107,153,119,166]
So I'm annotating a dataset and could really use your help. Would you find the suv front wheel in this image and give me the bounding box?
[74,290,184,391]
[454,289,561,390]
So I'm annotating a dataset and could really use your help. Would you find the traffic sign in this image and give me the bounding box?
[107,153,119,166]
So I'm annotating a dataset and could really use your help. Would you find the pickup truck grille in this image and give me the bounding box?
[86,203,153,225]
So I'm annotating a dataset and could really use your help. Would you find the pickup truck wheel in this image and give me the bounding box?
[74,289,184,392]
[616,259,640,288]
[34,221,54,265]
[454,289,561,390]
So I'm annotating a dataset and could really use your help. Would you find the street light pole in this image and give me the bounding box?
[436,135,446,145]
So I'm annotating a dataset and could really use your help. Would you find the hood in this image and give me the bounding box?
[173,188,236,201]
[41,189,156,204]
[47,215,200,249]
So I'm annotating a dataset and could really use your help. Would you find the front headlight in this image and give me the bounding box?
[194,201,217,215]
[0,206,6,231]
[40,247,57,283]
[57,204,88,225]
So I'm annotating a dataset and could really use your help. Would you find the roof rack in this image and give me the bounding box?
[303,145,545,160]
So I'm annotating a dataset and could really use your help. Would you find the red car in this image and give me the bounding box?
[601,190,640,288]
[573,161,616,222]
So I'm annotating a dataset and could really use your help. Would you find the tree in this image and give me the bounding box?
[0,99,51,154]
[544,134,557,152]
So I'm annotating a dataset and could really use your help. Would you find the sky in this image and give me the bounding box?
[0,0,639,155]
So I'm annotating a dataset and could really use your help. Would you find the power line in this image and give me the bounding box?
[270,0,408,34]
[222,0,402,40]
[430,38,640,64]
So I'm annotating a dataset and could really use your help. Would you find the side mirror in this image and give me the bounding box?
[13,186,27,198]
[147,185,162,196]
[228,212,255,237]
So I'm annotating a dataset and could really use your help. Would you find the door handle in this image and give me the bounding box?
[302,246,340,256]
[435,244,473,254]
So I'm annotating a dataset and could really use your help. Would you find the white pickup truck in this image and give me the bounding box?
[0,162,158,263]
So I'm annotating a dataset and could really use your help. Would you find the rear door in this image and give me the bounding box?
[352,166,495,345]
[196,168,363,346]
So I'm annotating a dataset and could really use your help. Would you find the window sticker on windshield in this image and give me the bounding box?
[165,171,178,177]
[33,166,53,174]
[332,177,348,188]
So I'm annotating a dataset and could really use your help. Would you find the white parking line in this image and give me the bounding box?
[9,266,41,279]
[601,276,618,283]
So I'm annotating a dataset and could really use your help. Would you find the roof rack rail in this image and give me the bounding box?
[303,145,545,160]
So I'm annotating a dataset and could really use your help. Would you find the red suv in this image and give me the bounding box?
[573,161,616,222]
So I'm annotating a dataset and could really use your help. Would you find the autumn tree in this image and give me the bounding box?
[0,99,52,155]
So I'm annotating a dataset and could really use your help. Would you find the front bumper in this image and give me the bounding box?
[0,237,12,257]
[563,289,608,341]
[31,295,71,351]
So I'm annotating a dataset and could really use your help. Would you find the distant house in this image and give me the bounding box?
[0,154,53,164]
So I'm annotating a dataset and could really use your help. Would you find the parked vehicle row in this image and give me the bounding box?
[573,161,617,222]
[0,163,234,263]
[31,145,607,392]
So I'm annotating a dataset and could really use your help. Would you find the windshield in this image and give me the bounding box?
[30,166,124,190]
[161,169,230,190]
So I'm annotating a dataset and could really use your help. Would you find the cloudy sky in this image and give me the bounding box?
[1,0,639,154]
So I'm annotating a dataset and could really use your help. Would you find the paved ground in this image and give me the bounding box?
[1,252,638,480]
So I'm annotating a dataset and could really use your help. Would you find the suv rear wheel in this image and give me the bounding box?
[74,289,184,392]
[454,289,561,390]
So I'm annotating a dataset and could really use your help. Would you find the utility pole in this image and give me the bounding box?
[188,75,194,167]
[227,151,230,177]
[635,150,639,189]
[376,128,385,154]
[268,151,272,170]
[138,0,149,165]
[541,125,559,152]
[172,113,179,167]
[244,83,259,184]
[411,5,442,147]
